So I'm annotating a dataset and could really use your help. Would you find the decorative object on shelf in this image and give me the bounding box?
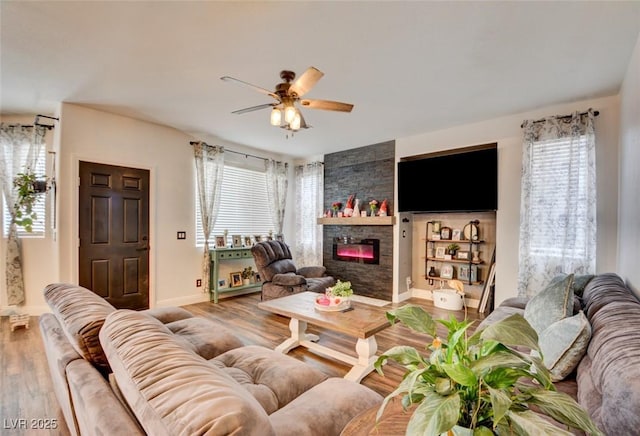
[459,264,478,282]
[353,198,361,217]
[435,247,446,259]
[440,264,454,279]
[331,201,342,217]
[428,266,437,277]
[452,228,461,241]
[472,250,480,262]
[374,307,601,435]
[379,199,388,216]
[343,194,355,217]
[215,235,226,248]
[232,235,242,248]
[241,266,254,285]
[432,221,441,233]
[463,220,480,241]
[360,210,367,217]
[218,279,226,288]
[253,234,263,243]
[244,236,252,247]
[275,233,284,242]
[440,226,451,240]
[369,199,378,216]
[267,230,274,241]
[446,243,460,257]
[229,271,243,287]
[13,170,49,233]
[456,250,470,260]
[426,241,434,258]
[255,273,262,283]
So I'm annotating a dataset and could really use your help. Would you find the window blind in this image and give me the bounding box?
[195,164,273,247]
[527,135,589,258]
[3,148,47,237]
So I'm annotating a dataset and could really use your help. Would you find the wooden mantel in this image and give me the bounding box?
[316,216,395,226]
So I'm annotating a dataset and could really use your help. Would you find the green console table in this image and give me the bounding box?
[209,248,261,303]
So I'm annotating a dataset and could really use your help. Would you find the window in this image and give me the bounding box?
[526,136,590,259]
[195,164,273,247]
[2,149,47,237]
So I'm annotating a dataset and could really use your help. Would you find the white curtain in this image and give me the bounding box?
[0,123,47,306]
[265,159,288,235]
[193,142,224,293]
[294,162,324,267]
[517,110,596,297]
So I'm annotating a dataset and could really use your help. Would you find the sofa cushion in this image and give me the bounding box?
[165,317,244,360]
[524,274,574,334]
[272,273,307,286]
[100,310,274,436]
[536,311,591,381]
[43,283,116,374]
[212,345,328,414]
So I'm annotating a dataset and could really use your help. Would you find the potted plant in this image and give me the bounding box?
[241,266,254,285]
[374,306,602,435]
[447,243,460,257]
[13,170,48,233]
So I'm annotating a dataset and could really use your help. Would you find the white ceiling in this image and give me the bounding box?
[2,1,640,158]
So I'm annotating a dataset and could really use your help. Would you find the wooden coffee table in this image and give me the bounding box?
[258,291,393,383]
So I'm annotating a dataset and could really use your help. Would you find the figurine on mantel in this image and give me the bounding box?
[343,194,355,217]
[379,199,389,216]
[352,198,360,218]
[369,199,378,216]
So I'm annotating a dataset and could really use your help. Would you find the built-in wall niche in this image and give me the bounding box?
[411,211,496,308]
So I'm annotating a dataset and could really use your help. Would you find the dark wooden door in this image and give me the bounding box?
[79,161,150,309]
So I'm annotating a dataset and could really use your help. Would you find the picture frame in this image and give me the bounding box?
[432,221,441,233]
[456,251,470,260]
[452,229,461,241]
[229,271,243,287]
[244,236,252,247]
[275,233,284,242]
[441,264,454,279]
[218,279,227,288]
[440,226,451,240]
[435,246,446,259]
[215,235,226,248]
[458,265,470,281]
[254,234,262,243]
[232,234,242,248]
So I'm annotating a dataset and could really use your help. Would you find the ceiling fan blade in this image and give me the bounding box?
[221,76,279,100]
[231,103,277,115]
[301,99,354,112]
[289,67,324,97]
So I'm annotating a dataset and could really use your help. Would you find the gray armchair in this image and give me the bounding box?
[251,240,335,301]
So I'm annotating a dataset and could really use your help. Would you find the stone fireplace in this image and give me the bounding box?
[322,141,395,300]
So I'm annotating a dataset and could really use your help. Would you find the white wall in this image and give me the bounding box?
[617,32,640,296]
[395,95,620,306]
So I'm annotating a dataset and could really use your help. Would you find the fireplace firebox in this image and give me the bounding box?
[332,238,380,264]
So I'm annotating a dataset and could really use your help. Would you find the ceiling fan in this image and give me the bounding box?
[221,67,354,132]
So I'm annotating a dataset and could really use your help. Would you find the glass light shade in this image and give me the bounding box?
[270,107,282,126]
[284,105,297,124]
[290,112,301,131]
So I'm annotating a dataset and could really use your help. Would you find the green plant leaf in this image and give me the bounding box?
[435,377,454,395]
[442,362,477,387]
[375,346,425,374]
[526,389,604,435]
[406,390,460,435]
[480,314,540,353]
[505,410,574,435]
[487,386,512,427]
[471,350,531,377]
[386,305,438,336]
[473,426,495,436]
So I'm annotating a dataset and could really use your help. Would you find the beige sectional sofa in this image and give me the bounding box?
[39,283,382,435]
[478,273,640,434]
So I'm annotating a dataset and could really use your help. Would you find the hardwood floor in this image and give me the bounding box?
[0,292,484,435]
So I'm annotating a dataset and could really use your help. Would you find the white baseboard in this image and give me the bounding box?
[155,293,210,308]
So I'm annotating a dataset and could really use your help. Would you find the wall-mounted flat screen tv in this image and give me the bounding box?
[398,145,497,213]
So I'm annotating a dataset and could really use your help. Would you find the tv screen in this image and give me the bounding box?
[398,146,497,213]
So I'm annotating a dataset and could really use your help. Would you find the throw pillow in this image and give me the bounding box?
[535,311,592,381]
[524,274,574,335]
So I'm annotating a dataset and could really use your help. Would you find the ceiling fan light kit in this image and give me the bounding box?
[222,66,354,134]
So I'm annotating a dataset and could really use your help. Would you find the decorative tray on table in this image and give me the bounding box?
[314,295,351,312]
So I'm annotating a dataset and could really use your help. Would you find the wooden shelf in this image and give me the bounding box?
[426,239,484,244]
[424,275,483,286]
[425,257,483,265]
[317,216,395,226]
